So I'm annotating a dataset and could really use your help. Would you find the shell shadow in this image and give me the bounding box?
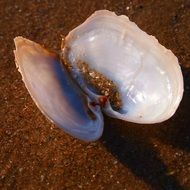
[100,67,189,189]
[101,115,185,190]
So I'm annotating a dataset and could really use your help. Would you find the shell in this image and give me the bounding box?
[62,10,184,124]
[14,37,103,142]
[14,10,184,141]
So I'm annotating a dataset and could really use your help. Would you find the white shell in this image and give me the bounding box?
[63,10,184,124]
[14,37,103,141]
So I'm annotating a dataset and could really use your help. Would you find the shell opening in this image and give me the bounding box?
[63,51,125,112]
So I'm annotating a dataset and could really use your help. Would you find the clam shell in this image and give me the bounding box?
[14,37,103,141]
[63,10,184,124]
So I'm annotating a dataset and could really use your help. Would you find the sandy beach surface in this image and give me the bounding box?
[0,0,190,189]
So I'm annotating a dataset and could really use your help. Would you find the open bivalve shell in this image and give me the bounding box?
[14,10,184,141]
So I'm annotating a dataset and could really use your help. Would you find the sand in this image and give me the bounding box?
[0,0,190,189]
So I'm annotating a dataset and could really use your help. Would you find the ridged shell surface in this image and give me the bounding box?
[63,10,184,124]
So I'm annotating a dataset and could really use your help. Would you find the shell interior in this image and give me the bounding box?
[14,10,184,141]
[63,10,184,124]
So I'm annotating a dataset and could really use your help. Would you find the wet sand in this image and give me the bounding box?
[0,0,190,189]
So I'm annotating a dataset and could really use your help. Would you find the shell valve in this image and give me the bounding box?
[14,10,184,141]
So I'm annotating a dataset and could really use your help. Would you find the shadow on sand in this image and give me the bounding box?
[101,68,190,190]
